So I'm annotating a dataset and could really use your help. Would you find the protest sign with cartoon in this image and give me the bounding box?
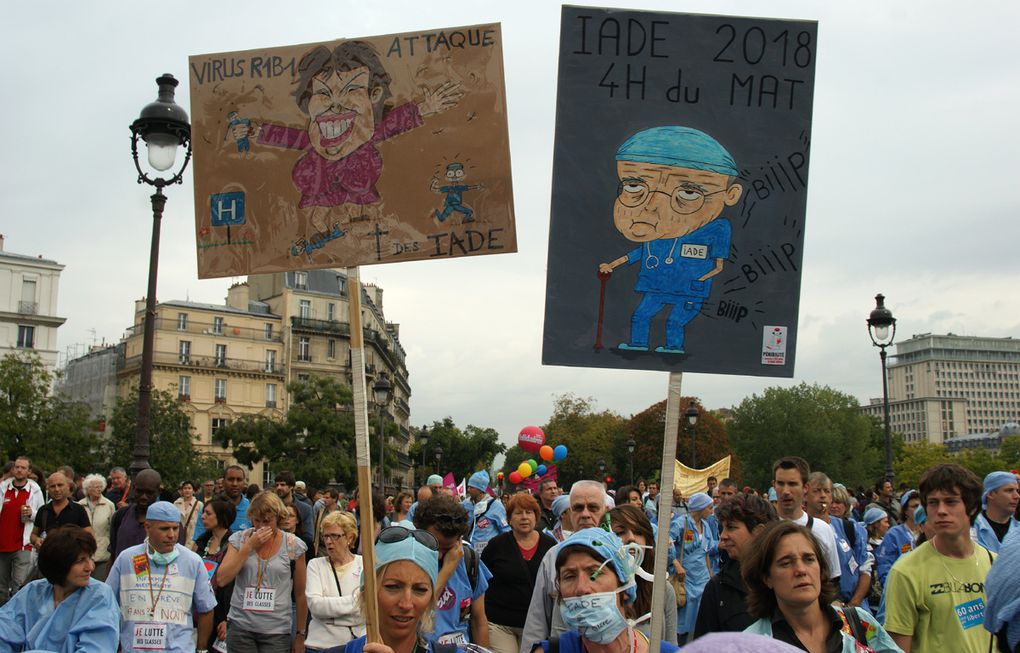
[189,24,515,278]
[543,7,817,376]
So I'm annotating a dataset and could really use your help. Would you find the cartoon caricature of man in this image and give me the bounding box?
[431,162,483,223]
[229,41,462,235]
[598,126,742,354]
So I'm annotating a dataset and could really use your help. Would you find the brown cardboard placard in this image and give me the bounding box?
[189,24,515,278]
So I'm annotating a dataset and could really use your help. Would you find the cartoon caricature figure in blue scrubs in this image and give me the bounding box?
[431,162,483,223]
[598,126,743,354]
